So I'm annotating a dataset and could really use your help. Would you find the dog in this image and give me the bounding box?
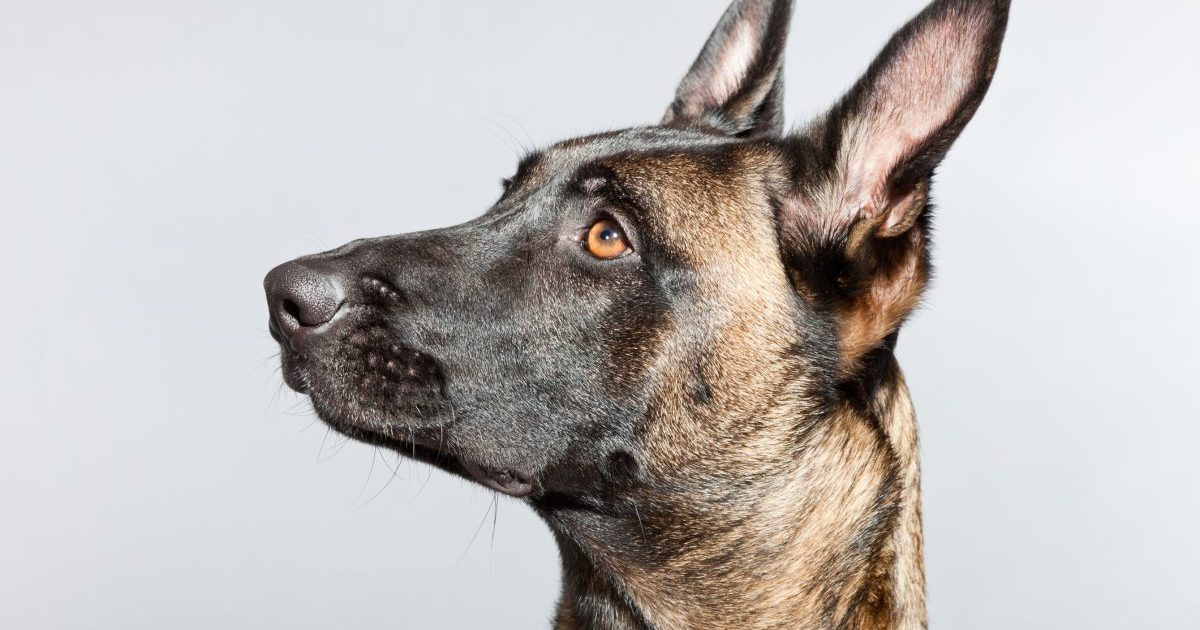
[264,0,1009,627]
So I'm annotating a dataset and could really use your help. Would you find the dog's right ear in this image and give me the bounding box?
[662,0,793,138]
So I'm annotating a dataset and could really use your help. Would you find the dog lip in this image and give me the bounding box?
[280,307,351,354]
[276,346,310,394]
[462,462,535,498]
[281,368,308,394]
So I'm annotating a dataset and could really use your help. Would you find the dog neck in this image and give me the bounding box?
[550,352,925,630]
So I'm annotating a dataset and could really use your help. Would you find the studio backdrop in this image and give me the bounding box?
[1,1,1197,628]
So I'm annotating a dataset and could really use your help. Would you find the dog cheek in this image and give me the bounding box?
[601,448,645,488]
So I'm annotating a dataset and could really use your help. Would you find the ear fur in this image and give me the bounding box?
[663,0,794,138]
[780,0,1010,375]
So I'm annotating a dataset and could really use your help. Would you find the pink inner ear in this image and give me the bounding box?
[704,19,760,110]
[839,8,988,225]
[681,2,768,119]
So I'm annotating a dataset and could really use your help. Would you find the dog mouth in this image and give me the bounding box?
[271,315,537,498]
[271,314,443,395]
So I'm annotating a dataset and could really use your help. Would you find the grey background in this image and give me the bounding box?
[2,0,1197,628]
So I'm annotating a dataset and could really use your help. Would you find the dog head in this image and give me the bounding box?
[265,0,1007,538]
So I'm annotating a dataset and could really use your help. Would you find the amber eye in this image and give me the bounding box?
[585,219,630,260]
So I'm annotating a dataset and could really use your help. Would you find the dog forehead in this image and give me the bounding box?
[532,126,736,187]
[550,126,732,158]
[548,127,779,233]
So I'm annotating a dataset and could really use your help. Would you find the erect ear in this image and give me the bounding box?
[662,0,793,138]
[781,0,1010,375]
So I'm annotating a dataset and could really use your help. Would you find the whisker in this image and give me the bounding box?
[489,495,499,561]
[300,229,327,248]
[359,451,407,508]
[411,464,436,503]
[455,493,498,567]
[250,351,281,376]
[498,113,537,152]
[321,434,351,463]
[633,504,648,542]
[353,447,380,504]
[316,427,333,464]
[283,398,312,416]
[266,377,287,416]
[486,119,528,159]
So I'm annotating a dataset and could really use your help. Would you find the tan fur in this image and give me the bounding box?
[549,145,929,629]
[544,0,1008,620]
[837,182,931,377]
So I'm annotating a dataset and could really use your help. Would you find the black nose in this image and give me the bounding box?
[264,260,346,348]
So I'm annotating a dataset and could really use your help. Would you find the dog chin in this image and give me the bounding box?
[297,372,537,498]
[275,323,538,498]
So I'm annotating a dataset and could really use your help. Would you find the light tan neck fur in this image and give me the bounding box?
[555,357,926,630]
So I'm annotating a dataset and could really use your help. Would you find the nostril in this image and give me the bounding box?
[279,293,341,328]
[282,298,303,323]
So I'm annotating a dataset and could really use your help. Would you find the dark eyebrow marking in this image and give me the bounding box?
[568,162,651,224]
[569,163,616,196]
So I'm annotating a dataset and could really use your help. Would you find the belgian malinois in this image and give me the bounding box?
[264,0,1009,627]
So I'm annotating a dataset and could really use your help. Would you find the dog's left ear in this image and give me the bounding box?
[781,0,1010,374]
[663,0,793,138]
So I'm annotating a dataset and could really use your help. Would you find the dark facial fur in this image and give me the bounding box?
[264,1,1009,628]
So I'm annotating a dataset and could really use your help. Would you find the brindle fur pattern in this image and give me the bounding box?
[264,1,1010,628]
